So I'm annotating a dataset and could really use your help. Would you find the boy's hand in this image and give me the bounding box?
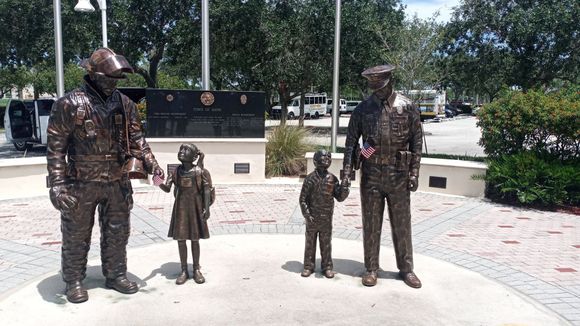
[304,214,315,223]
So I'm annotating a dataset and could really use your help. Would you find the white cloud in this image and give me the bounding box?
[401,0,460,22]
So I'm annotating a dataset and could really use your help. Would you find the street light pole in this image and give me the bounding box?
[53,0,65,97]
[98,0,107,47]
[201,0,210,90]
[330,0,342,152]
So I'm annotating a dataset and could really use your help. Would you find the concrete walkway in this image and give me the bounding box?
[0,184,578,325]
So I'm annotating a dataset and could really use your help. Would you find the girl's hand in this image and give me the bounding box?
[202,208,211,221]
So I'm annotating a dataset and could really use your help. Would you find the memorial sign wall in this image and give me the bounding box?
[144,89,266,138]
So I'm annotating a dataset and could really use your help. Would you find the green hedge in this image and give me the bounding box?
[478,86,580,207]
[477,87,579,160]
[485,152,580,207]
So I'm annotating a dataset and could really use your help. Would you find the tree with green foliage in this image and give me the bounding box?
[379,14,444,96]
[339,0,405,98]
[108,0,198,88]
[441,0,579,99]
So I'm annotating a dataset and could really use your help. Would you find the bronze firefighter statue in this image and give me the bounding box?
[46,48,165,303]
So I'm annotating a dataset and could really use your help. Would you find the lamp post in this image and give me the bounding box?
[201,0,210,90]
[53,0,64,97]
[74,0,108,47]
[330,0,342,152]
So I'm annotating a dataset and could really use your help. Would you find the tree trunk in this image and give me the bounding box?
[279,90,287,126]
[148,45,165,88]
[135,67,156,88]
[299,93,305,127]
[278,81,288,126]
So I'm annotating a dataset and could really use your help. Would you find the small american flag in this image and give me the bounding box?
[361,141,376,159]
[152,172,165,186]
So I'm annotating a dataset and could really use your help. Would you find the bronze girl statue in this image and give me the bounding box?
[160,143,213,285]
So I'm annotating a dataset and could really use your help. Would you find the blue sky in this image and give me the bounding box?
[401,0,460,22]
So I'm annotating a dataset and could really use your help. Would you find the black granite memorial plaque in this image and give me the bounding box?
[145,89,265,138]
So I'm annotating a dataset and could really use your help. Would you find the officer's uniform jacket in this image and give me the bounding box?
[343,92,422,177]
[47,76,158,186]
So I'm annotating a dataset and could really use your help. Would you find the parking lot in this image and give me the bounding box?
[267,114,485,157]
[0,132,46,159]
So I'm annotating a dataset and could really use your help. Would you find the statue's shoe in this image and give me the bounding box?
[105,275,139,294]
[66,280,88,303]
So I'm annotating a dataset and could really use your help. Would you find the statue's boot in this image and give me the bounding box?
[400,271,422,288]
[105,275,139,294]
[65,280,88,303]
[362,270,378,287]
[193,269,205,284]
[301,269,313,277]
[192,241,205,284]
[323,269,335,279]
[176,242,189,285]
[176,267,189,285]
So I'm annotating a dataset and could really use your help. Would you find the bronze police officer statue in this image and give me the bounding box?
[342,65,423,288]
[47,48,165,303]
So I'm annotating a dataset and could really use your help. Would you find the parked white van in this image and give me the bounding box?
[3,98,55,151]
[271,93,327,119]
[326,98,346,115]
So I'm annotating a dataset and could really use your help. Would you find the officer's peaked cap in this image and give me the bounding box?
[361,64,396,90]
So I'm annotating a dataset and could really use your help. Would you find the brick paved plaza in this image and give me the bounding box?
[0,184,578,324]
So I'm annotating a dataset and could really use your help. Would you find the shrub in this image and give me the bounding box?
[266,125,314,177]
[484,151,580,207]
[477,86,579,160]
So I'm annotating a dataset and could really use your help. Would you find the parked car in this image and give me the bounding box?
[326,98,346,115]
[3,98,55,150]
[444,104,460,117]
[345,100,360,114]
[449,100,474,114]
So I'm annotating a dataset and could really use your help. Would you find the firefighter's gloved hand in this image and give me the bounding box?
[153,166,165,180]
[408,175,419,192]
[49,185,78,213]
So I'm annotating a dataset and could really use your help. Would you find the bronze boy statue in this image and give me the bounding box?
[160,143,213,285]
[299,150,349,278]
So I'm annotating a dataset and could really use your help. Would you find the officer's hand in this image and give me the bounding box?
[49,185,78,213]
[408,175,419,192]
[305,214,315,223]
[202,208,211,221]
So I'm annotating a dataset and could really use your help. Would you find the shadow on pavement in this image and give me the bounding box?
[282,259,401,280]
[141,261,181,283]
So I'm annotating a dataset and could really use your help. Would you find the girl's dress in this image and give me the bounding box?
[166,165,211,240]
